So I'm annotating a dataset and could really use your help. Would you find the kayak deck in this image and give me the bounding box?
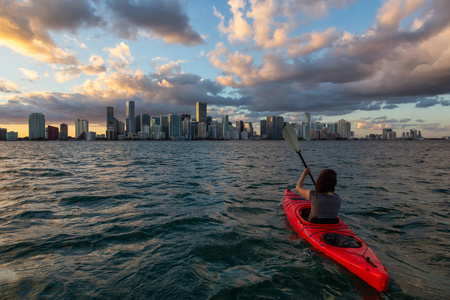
[283,189,389,292]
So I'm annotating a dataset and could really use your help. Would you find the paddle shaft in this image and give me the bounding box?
[297,151,316,186]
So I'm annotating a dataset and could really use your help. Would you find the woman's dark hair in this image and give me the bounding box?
[315,169,337,193]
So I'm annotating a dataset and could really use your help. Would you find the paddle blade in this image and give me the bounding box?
[282,124,300,153]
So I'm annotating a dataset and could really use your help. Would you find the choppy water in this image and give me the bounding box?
[0,140,449,299]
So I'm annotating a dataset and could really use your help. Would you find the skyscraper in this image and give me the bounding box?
[75,119,89,138]
[303,112,311,140]
[168,113,181,139]
[244,122,253,138]
[60,123,68,140]
[0,128,6,141]
[260,120,267,137]
[338,119,351,139]
[266,116,284,139]
[160,115,169,138]
[236,121,244,133]
[140,114,150,131]
[29,113,45,139]
[107,107,114,130]
[47,125,59,140]
[126,100,136,134]
[222,114,229,138]
[196,102,207,124]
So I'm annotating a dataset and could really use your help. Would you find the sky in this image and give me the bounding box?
[0,0,449,138]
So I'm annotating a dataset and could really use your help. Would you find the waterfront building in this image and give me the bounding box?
[107,107,114,130]
[338,119,351,139]
[135,114,141,133]
[266,116,284,139]
[190,121,199,140]
[244,122,253,138]
[160,115,169,138]
[382,128,392,139]
[0,128,6,140]
[199,122,207,139]
[86,131,96,141]
[141,114,150,130]
[60,123,68,140]
[152,117,160,126]
[151,124,163,140]
[208,124,217,139]
[6,131,18,141]
[196,102,207,124]
[241,131,249,140]
[29,113,45,139]
[106,129,118,140]
[236,121,244,133]
[182,119,191,139]
[126,100,136,134]
[221,114,229,138]
[47,125,59,140]
[75,119,89,139]
[310,130,322,140]
[260,120,267,137]
[168,113,182,139]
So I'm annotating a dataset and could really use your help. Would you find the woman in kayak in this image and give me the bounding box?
[296,167,341,224]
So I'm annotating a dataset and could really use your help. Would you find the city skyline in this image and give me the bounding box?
[1,1,449,138]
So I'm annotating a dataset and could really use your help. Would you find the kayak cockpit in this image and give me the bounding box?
[296,207,342,226]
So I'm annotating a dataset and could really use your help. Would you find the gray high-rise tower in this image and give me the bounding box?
[126,100,136,134]
[28,113,45,139]
[196,102,207,124]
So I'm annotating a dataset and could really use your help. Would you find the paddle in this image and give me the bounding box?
[282,124,316,186]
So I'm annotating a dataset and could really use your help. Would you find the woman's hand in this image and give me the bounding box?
[302,167,311,176]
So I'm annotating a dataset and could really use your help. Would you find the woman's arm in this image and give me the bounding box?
[296,167,311,199]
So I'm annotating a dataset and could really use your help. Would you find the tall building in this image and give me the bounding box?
[196,102,207,124]
[140,114,151,130]
[0,128,6,141]
[168,113,181,138]
[182,118,191,139]
[135,114,141,133]
[29,113,45,139]
[60,123,68,140]
[107,107,114,130]
[338,119,351,139]
[260,120,267,137]
[126,100,136,134]
[382,128,393,140]
[303,112,311,140]
[75,119,89,139]
[266,116,284,139]
[236,121,244,133]
[152,117,160,126]
[222,114,229,138]
[47,125,59,140]
[160,115,169,138]
[244,122,253,138]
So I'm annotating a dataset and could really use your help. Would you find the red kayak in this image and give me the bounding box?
[283,189,389,292]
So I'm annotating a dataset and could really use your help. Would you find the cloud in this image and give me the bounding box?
[213,1,252,43]
[106,0,203,45]
[0,79,20,93]
[19,68,41,81]
[208,0,450,116]
[0,0,202,66]
[55,55,107,82]
[415,98,440,108]
[104,42,133,64]
[0,1,79,64]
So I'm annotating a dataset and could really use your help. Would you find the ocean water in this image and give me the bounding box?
[0,140,448,299]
